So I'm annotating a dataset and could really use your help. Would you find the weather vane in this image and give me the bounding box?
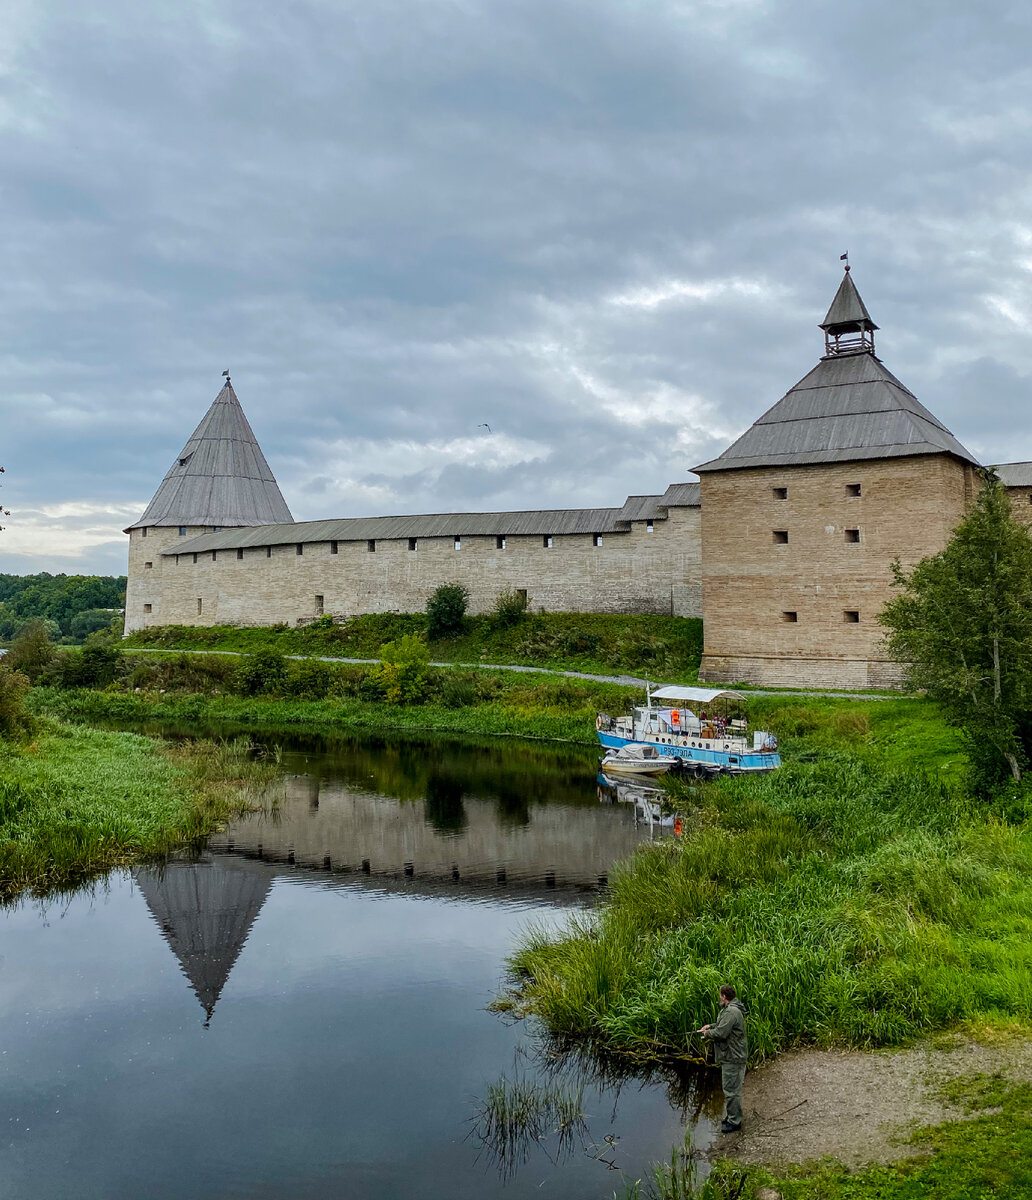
[840,251,850,271]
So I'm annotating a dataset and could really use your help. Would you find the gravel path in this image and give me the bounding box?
[709,1035,1032,1168]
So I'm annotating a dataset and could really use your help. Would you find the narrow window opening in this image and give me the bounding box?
[266,546,272,558]
[296,543,303,556]
[454,537,461,551]
[844,610,860,623]
[315,595,324,616]
[593,534,603,547]
[782,611,798,623]
[773,530,789,544]
[772,487,788,500]
[408,538,417,551]
[179,526,187,536]
[543,535,553,548]
[236,548,243,560]
[213,525,222,532]
[646,520,654,533]
[141,527,148,538]
[516,588,527,604]
[144,561,153,569]
[211,550,217,562]
[143,603,152,614]
[367,539,376,553]
[496,535,506,549]
[175,554,180,565]
[192,553,198,564]
[331,541,338,554]
[845,528,861,543]
[846,483,862,497]
[197,598,203,615]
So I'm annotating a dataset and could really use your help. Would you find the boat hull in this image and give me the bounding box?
[597,731,780,774]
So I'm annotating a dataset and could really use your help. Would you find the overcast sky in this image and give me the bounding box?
[3,0,1032,576]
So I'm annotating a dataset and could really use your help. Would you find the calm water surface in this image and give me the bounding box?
[0,732,717,1199]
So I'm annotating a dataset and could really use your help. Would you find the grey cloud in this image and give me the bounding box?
[3,1,1032,571]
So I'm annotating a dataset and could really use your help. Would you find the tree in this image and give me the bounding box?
[880,470,1032,785]
[5,621,55,683]
[373,634,430,704]
[425,583,469,639]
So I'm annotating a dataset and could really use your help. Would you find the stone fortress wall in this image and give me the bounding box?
[125,502,702,633]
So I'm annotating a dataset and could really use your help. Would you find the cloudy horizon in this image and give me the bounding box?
[3,0,1032,577]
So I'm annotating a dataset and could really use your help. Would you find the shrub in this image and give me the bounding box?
[425,583,469,639]
[5,621,55,682]
[439,670,477,708]
[372,634,430,704]
[233,649,289,696]
[0,665,32,739]
[287,659,332,699]
[492,588,528,629]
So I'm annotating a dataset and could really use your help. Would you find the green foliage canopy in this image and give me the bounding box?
[0,573,125,639]
[880,470,1032,784]
[425,583,469,639]
[373,633,430,704]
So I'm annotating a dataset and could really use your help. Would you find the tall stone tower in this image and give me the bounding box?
[124,378,292,633]
[694,268,980,689]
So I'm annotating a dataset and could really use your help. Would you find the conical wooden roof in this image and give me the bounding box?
[820,270,878,331]
[135,856,272,1022]
[128,381,293,529]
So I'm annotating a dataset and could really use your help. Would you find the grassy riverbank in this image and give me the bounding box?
[507,696,1032,1063]
[124,613,704,679]
[0,721,274,901]
[29,672,641,744]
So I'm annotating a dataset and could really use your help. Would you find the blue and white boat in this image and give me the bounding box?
[596,685,780,775]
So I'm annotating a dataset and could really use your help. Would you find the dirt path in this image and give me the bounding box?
[708,1035,1032,1168]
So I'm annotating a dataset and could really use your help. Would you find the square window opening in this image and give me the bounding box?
[782,611,798,623]
[844,610,860,623]
[144,561,153,569]
[846,483,862,497]
[593,534,603,547]
[772,530,789,544]
[772,487,788,500]
[143,603,152,614]
[845,528,861,543]
[178,526,187,536]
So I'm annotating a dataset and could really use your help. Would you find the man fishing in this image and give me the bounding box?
[699,984,748,1133]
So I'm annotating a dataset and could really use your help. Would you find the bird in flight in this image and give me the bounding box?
[478,423,492,433]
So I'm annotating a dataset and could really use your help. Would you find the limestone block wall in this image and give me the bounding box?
[1006,487,1032,528]
[698,456,978,689]
[125,507,702,632]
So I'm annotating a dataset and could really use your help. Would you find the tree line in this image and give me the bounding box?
[0,573,126,642]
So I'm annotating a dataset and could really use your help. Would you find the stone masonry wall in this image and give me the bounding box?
[698,455,978,689]
[124,507,702,633]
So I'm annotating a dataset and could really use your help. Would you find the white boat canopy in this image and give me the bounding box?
[649,685,746,703]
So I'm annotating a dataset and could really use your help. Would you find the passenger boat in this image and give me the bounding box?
[596,685,780,775]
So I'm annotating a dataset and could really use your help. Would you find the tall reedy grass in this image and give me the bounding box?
[508,706,1032,1063]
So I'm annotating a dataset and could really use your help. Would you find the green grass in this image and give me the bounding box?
[123,612,704,680]
[507,697,1032,1063]
[690,1080,1032,1199]
[29,672,643,745]
[0,721,275,900]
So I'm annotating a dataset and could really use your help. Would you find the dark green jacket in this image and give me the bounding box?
[704,999,748,1065]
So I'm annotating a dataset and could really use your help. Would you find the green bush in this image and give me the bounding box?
[372,634,430,704]
[439,670,477,708]
[287,659,332,699]
[5,621,55,682]
[492,588,528,629]
[425,583,469,639]
[233,649,289,696]
[0,664,33,740]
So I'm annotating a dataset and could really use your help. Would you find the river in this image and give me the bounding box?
[0,729,719,1198]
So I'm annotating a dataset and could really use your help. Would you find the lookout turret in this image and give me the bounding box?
[819,266,878,357]
[127,377,292,531]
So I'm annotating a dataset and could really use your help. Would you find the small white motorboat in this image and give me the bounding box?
[599,744,682,776]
